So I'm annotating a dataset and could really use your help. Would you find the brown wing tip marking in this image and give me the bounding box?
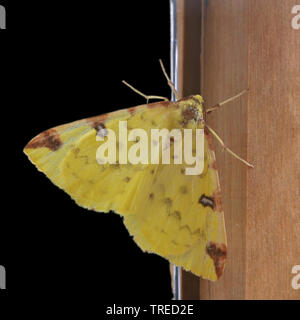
[206,241,227,279]
[25,129,62,151]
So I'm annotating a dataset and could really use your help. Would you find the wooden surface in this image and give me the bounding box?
[246,0,300,300]
[177,0,300,299]
[177,0,202,300]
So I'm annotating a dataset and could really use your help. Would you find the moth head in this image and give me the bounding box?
[179,95,205,126]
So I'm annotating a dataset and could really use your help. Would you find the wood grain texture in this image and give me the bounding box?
[199,0,248,300]
[177,0,300,299]
[246,0,300,300]
[177,0,202,300]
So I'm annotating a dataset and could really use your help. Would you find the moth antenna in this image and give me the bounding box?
[159,59,179,100]
[122,80,168,104]
[205,124,254,168]
[206,89,249,113]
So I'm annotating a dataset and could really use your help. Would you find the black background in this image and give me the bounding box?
[1,1,173,300]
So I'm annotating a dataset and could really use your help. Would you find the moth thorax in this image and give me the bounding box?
[180,95,205,126]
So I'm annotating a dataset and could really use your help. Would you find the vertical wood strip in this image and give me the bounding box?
[199,0,248,300]
[177,0,202,300]
[246,0,300,299]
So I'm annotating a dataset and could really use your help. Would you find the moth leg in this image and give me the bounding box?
[159,59,179,100]
[205,124,254,168]
[205,89,249,114]
[122,80,169,104]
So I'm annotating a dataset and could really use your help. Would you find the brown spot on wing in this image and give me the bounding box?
[146,100,173,109]
[206,241,227,279]
[168,210,181,220]
[25,129,62,151]
[209,160,218,170]
[87,113,108,129]
[199,194,215,209]
[91,121,108,138]
[149,193,154,200]
[179,186,188,194]
[212,188,223,212]
[128,107,137,115]
[179,224,192,234]
[164,197,173,206]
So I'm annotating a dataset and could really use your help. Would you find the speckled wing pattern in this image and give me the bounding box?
[24,96,227,280]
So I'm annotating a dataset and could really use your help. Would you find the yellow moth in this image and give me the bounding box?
[24,60,252,281]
